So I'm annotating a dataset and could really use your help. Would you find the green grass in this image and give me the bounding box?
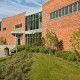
[0,51,80,80]
[30,53,80,80]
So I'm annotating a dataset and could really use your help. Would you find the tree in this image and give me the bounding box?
[70,28,80,53]
[45,30,59,54]
[0,37,6,45]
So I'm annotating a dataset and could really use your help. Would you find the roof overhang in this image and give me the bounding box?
[25,29,42,34]
[11,30,24,34]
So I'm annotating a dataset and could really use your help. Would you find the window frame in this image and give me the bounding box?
[15,24,22,28]
[50,1,80,20]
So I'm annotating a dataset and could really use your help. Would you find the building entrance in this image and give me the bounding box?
[15,34,22,45]
[17,38,21,45]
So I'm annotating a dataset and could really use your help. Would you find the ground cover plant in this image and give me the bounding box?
[0,51,32,80]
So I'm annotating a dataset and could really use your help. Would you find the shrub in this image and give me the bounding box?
[55,50,70,60]
[25,45,31,52]
[45,30,59,53]
[25,45,50,54]
[39,46,49,54]
[55,50,80,61]
[70,28,80,54]
[68,50,80,61]
[17,45,25,52]
[25,45,38,52]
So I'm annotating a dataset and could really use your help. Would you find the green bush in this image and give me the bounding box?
[18,45,25,52]
[17,45,80,62]
[38,46,49,54]
[25,45,49,54]
[25,45,31,52]
[68,50,80,61]
[55,50,69,60]
[55,50,80,61]
[18,45,55,54]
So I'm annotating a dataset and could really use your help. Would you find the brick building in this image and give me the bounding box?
[0,0,80,50]
[42,0,80,50]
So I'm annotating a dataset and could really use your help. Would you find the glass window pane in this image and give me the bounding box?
[36,19,39,29]
[59,9,62,17]
[78,2,80,10]
[65,6,68,15]
[40,12,42,18]
[27,16,29,21]
[55,10,58,18]
[29,16,31,21]
[69,5,73,13]
[30,21,32,30]
[73,2,77,12]
[15,24,22,28]
[52,12,55,19]
[62,8,65,16]
[32,21,34,30]
[39,18,42,28]
[36,14,39,18]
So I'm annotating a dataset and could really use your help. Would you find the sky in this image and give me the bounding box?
[0,0,48,20]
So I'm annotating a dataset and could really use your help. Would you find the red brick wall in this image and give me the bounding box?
[42,0,80,50]
[0,12,26,45]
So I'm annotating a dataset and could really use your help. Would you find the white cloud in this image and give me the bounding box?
[25,0,41,6]
[0,0,47,19]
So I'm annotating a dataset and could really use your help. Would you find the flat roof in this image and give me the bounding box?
[26,8,42,16]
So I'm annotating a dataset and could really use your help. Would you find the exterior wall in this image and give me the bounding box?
[0,12,26,45]
[42,0,80,50]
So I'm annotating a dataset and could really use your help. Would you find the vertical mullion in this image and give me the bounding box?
[35,14,36,29]
[77,2,78,11]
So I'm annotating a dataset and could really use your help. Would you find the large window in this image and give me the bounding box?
[25,32,41,45]
[15,24,22,28]
[50,1,80,19]
[26,12,42,30]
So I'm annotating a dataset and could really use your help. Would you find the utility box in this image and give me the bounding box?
[4,47,9,56]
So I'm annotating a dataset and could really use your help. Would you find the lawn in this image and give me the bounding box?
[0,51,80,80]
[30,53,80,80]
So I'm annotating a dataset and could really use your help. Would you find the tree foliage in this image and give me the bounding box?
[70,28,80,53]
[45,30,59,50]
[0,37,6,45]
